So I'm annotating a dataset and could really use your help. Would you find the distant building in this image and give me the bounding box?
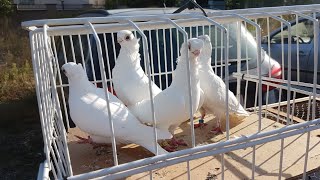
[240,0,320,8]
[13,0,105,10]
[207,0,225,9]
[13,0,105,5]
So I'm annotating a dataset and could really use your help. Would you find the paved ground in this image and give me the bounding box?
[0,97,44,180]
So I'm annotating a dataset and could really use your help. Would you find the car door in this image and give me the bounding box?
[262,19,314,83]
[306,25,320,85]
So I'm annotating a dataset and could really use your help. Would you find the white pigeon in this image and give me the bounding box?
[195,35,249,133]
[62,62,172,155]
[112,30,162,106]
[128,38,203,151]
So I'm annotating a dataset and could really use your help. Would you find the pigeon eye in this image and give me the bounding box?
[125,35,130,41]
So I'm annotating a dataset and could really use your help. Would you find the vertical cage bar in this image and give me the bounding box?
[102,33,114,94]
[244,21,249,108]
[156,29,162,90]
[77,34,87,73]
[69,35,76,62]
[169,28,174,82]
[214,25,218,74]
[86,34,97,85]
[187,161,191,180]
[87,22,119,165]
[231,14,262,180]
[162,18,194,178]
[263,14,292,179]
[163,29,169,88]
[162,18,195,147]
[51,35,70,132]
[59,35,71,130]
[149,30,156,82]
[236,21,241,102]
[265,16,271,116]
[292,11,320,179]
[127,20,159,155]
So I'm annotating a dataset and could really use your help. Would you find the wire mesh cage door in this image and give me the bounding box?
[30,30,73,179]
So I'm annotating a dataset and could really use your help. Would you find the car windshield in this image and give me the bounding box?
[270,19,315,44]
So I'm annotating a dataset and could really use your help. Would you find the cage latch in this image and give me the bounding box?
[173,0,208,17]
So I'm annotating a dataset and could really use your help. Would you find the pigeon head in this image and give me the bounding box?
[61,62,87,80]
[197,35,212,63]
[117,30,139,48]
[180,38,204,60]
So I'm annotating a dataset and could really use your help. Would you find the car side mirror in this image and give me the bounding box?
[261,36,268,44]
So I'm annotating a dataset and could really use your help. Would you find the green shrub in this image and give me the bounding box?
[0,61,35,102]
[0,17,35,103]
[0,0,13,17]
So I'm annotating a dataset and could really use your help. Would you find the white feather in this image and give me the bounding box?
[112,30,162,106]
[63,62,171,155]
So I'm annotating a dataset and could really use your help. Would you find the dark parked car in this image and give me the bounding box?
[56,7,282,108]
[262,16,320,94]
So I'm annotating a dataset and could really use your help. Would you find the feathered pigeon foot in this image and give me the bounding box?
[74,135,109,149]
[75,135,94,144]
[194,119,208,129]
[160,141,177,152]
[169,137,188,147]
[163,146,177,152]
[210,127,223,135]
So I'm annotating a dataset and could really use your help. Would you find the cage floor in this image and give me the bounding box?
[67,113,320,179]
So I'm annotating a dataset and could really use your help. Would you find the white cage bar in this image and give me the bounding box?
[23,4,320,180]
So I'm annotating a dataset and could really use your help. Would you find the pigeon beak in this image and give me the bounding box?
[197,37,204,41]
[61,67,66,74]
[192,49,201,57]
[117,38,123,44]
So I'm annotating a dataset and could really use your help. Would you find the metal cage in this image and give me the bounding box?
[23,4,320,180]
